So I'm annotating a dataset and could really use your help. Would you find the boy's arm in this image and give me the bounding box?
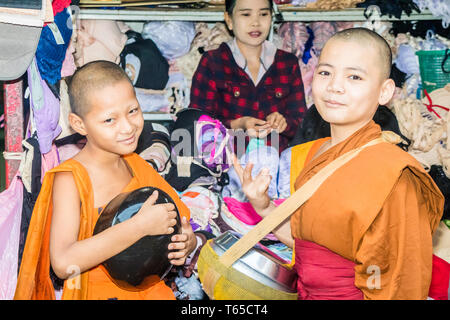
[49,171,177,279]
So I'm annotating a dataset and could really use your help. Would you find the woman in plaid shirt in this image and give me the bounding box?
[189,0,307,153]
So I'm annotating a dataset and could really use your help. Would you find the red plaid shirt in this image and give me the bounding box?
[189,42,307,152]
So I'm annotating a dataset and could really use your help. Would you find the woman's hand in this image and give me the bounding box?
[231,116,272,138]
[266,112,287,133]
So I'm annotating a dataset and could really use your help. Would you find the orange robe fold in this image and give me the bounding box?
[15,153,189,300]
[290,121,444,299]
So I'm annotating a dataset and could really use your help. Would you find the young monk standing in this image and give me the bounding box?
[15,61,196,300]
[234,28,444,299]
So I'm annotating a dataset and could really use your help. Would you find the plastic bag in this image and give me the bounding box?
[142,21,196,60]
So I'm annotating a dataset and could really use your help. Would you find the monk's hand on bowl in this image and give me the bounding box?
[168,217,197,266]
[136,190,178,236]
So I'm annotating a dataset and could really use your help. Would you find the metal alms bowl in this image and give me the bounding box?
[210,231,297,293]
[93,186,181,289]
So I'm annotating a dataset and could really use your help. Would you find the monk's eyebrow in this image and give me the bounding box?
[317,63,368,74]
[345,66,368,74]
[317,63,333,68]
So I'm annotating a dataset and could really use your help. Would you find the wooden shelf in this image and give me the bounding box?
[78,6,439,22]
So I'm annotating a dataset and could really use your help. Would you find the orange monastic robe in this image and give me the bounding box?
[290,121,444,299]
[15,153,189,300]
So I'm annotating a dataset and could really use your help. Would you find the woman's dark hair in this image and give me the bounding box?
[225,0,273,15]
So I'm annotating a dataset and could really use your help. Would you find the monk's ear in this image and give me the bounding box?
[69,112,87,136]
[378,78,396,106]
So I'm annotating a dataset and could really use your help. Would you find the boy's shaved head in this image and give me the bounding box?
[68,60,133,117]
[327,27,392,80]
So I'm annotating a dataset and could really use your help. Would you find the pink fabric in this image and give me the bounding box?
[223,197,285,226]
[278,22,309,61]
[74,20,128,67]
[429,254,450,300]
[61,40,76,77]
[0,174,23,299]
[310,22,337,55]
[57,143,82,163]
[41,144,60,183]
[294,239,363,300]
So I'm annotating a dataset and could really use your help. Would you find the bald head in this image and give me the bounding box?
[326,27,392,80]
[68,60,133,117]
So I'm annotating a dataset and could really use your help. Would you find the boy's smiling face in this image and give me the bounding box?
[78,80,144,156]
[312,38,395,134]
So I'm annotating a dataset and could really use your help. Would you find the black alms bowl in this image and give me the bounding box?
[93,187,181,289]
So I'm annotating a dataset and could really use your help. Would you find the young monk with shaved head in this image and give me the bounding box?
[15,60,196,300]
[234,28,444,299]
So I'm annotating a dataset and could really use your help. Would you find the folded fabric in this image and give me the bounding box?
[223,197,285,226]
[41,144,60,183]
[219,199,285,241]
[310,21,337,56]
[180,186,220,233]
[142,21,196,60]
[278,22,309,60]
[57,143,82,163]
[60,39,76,77]
[395,44,420,76]
[121,37,169,90]
[74,19,127,67]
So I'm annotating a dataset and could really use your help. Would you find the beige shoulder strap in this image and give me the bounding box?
[219,132,402,268]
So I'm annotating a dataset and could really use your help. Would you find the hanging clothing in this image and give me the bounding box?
[15,153,190,300]
[27,58,62,155]
[18,135,42,273]
[291,121,444,299]
[0,175,23,300]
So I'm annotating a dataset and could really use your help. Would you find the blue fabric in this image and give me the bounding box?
[35,9,72,84]
[301,26,314,65]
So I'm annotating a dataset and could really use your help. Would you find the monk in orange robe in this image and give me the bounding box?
[234,28,444,299]
[15,61,196,300]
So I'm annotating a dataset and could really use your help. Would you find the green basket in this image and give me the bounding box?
[416,49,450,93]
